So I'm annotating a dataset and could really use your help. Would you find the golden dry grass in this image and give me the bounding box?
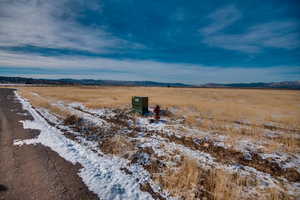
[154,156,200,200]
[208,169,293,200]
[15,86,298,199]
[17,86,300,152]
[263,187,292,200]
[18,86,300,127]
[208,169,249,200]
[101,135,135,157]
[18,88,70,117]
[153,154,284,200]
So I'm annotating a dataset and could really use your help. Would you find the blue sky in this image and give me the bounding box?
[0,0,299,84]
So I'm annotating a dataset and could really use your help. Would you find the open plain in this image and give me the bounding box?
[1,86,300,200]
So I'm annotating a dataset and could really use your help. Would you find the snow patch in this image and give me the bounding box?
[14,91,153,200]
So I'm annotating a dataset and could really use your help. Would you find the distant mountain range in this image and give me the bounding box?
[200,81,300,89]
[0,76,299,89]
[0,76,189,87]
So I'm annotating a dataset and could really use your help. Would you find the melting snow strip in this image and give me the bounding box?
[13,91,154,200]
[134,126,300,197]
[57,102,110,128]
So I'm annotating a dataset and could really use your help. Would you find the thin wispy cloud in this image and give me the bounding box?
[0,0,140,53]
[0,51,299,84]
[200,5,300,53]
[0,1,299,83]
[201,5,241,35]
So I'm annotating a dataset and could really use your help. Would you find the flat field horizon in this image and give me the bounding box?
[1,85,299,199]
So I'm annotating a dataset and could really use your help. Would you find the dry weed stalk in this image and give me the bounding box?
[101,135,135,157]
[208,169,247,200]
[154,155,258,200]
[263,187,293,200]
[154,156,200,200]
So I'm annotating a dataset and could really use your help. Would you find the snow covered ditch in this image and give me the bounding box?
[13,91,157,200]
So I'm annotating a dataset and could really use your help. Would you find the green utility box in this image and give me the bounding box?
[132,96,149,115]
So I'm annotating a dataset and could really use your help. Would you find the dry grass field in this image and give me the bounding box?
[15,86,300,199]
[19,86,300,151]
[19,86,300,127]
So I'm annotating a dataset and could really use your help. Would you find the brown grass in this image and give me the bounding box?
[17,86,300,152]
[17,86,300,128]
[263,187,292,200]
[275,135,300,153]
[153,154,272,200]
[208,169,255,200]
[15,86,298,199]
[18,89,70,117]
[154,156,200,200]
[184,114,300,153]
[101,135,135,157]
[155,155,293,200]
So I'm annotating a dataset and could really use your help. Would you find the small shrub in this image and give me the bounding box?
[101,135,134,156]
[64,115,82,126]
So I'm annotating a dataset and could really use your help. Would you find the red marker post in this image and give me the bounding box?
[154,105,160,121]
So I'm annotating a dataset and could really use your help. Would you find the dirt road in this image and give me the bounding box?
[0,88,98,200]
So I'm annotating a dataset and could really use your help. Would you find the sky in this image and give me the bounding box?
[0,0,299,84]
